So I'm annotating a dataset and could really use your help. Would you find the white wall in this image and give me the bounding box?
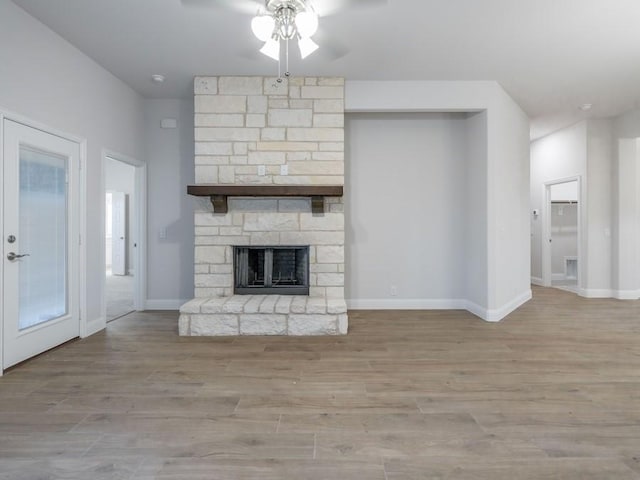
[151,80,531,319]
[530,122,587,283]
[550,181,578,201]
[346,81,531,320]
[531,117,631,297]
[464,111,489,308]
[486,89,531,315]
[585,119,613,293]
[105,158,136,272]
[145,99,195,308]
[345,113,470,306]
[613,109,640,297]
[0,1,145,334]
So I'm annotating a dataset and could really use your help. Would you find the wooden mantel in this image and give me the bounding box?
[187,184,344,214]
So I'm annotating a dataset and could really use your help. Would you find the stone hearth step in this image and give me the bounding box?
[179,295,347,336]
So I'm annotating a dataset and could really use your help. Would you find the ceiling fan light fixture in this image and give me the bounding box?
[251,14,275,42]
[277,6,297,39]
[295,10,318,38]
[298,36,318,59]
[260,38,281,60]
[251,0,322,76]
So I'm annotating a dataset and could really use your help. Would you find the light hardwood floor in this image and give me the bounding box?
[1,286,639,479]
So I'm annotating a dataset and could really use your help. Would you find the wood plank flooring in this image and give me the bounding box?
[1,286,639,479]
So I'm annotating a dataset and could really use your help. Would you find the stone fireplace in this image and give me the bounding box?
[178,75,347,336]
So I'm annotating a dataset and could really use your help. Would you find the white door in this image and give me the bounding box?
[2,120,80,369]
[111,191,126,276]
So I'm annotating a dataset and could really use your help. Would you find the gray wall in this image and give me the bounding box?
[345,81,531,319]
[144,99,195,306]
[2,3,532,321]
[585,119,613,292]
[345,113,470,304]
[464,110,488,308]
[0,1,145,331]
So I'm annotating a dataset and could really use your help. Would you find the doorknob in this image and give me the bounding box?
[7,252,30,261]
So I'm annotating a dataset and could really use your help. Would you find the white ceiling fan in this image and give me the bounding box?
[182,0,387,78]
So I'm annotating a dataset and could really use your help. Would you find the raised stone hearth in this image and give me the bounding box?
[179,295,347,336]
[179,75,347,336]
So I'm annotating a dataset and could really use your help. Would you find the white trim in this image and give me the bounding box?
[347,290,532,323]
[464,299,490,321]
[0,107,84,144]
[530,276,544,286]
[476,289,532,322]
[347,298,467,310]
[577,288,640,300]
[551,273,566,281]
[579,288,613,298]
[613,290,640,300]
[78,140,88,338]
[85,317,106,337]
[0,113,4,375]
[145,299,188,310]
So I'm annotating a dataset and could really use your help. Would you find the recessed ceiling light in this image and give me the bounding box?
[151,74,166,84]
[579,103,593,111]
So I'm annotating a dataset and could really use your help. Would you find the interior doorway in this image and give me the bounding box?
[543,178,580,294]
[104,154,145,321]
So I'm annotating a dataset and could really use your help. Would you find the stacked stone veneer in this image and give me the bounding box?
[179,75,347,336]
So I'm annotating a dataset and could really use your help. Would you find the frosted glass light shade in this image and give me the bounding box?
[298,36,318,59]
[295,11,318,38]
[260,38,280,60]
[251,15,275,41]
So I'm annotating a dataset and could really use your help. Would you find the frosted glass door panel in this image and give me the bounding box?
[3,119,79,369]
[18,146,68,330]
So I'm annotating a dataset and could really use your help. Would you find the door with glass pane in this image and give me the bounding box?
[3,120,80,369]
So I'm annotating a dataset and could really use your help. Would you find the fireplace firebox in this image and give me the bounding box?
[234,246,309,295]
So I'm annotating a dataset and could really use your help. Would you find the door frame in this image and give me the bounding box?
[542,176,582,290]
[0,109,88,374]
[101,150,146,314]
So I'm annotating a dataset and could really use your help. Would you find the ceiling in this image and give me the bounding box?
[12,0,640,139]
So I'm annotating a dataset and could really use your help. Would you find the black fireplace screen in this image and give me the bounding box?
[234,246,309,295]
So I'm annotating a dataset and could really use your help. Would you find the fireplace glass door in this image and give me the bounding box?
[234,246,309,295]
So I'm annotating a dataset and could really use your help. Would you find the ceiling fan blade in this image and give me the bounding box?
[312,0,387,17]
[181,0,263,15]
[313,29,349,60]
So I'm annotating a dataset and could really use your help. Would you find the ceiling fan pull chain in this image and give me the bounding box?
[277,43,283,83]
[285,37,290,78]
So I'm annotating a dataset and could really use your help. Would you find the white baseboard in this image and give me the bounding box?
[145,299,188,310]
[83,316,106,338]
[479,290,532,322]
[530,276,544,286]
[347,290,532,324]
[613,290,640,300]
[346,298,467,310]
[579,288,613,298]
